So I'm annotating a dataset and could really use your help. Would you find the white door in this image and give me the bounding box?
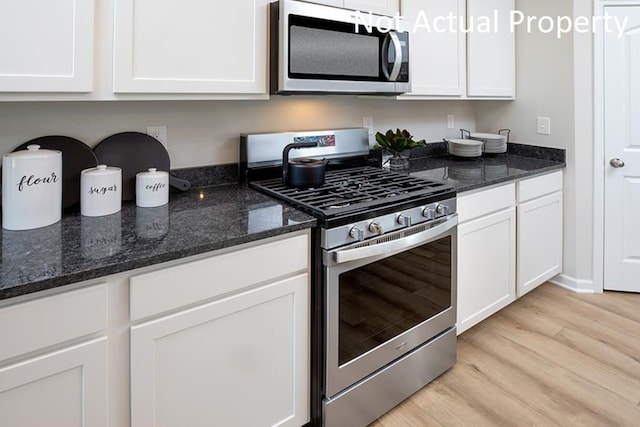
[604,6,640,292]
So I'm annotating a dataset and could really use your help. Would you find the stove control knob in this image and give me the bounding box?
[422,207,436,220]
[436,204,450,217]
[349,226,364,241]
[397,214,411,227]
[368,222,384,235]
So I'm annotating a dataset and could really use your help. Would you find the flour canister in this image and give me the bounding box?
[2,144,62,230]
[80,165,122,217]
[136,168,169,207]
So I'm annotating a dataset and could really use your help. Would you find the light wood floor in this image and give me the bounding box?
[371,283,640,427]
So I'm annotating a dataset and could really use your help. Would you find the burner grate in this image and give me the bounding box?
[250,167,452,218]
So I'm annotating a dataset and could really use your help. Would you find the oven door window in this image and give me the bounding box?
[338,236,451,366]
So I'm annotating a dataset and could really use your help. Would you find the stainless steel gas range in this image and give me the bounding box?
[241,128,458,427]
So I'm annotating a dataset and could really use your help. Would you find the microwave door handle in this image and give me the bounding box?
[329,215,458,266]
[381,32,402,81]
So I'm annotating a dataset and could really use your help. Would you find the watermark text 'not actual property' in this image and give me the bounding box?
[355,10,629,39]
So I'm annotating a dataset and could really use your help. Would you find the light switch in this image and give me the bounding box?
[447,114,455,129]
[537,117,551,135]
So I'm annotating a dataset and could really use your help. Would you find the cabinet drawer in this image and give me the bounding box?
[130,233,309,321]
[0,284,107,362]
[458,183,515,223]
[517,171,563,203]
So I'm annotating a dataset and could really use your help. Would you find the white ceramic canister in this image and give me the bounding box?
[136,168,169,208]
[80,165,122,217]
[2,144,62,230]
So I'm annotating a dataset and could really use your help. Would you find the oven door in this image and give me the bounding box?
[323,215,457,398]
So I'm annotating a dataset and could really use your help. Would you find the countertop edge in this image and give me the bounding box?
[454,162,566,193]
[0,220,316,301]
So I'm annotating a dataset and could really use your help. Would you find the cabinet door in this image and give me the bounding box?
[345,0,399,15]
[113,0,268,94]
[0,338,108,427]
[0,0,94,92]
[517,192,563,297]
[401,0,466,96]
[311,0,344,7]
[130,274,309,427]
[457,207,516,334]
[466,0,515,97]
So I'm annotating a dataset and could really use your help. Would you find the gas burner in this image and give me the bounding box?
[250,166,453,221]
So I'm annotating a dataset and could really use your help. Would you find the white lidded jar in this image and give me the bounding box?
[136,168,169,208]
[2,144,62,230]
[80,165,122,217]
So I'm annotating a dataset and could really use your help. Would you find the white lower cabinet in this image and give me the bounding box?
[517,171,563,297]
[131,274,309,427]
[0,338,108,427]
[0,284,109,427]
[0,231,310,427]
[456,171,564,334]
[457,184,516,335]
[129,231,311,427]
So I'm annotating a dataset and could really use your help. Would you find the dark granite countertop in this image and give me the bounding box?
[0,142,564,302]
[0,184,316,301]
[405,142,566,193]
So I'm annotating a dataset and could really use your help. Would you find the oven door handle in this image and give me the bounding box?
[330,215,457,265]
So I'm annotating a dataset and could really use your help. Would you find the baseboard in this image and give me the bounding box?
[549,274,597,293]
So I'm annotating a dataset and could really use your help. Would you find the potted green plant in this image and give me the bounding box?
[374,129,426,170]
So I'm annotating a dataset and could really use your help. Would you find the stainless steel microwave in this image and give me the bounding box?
[270,0,410,95]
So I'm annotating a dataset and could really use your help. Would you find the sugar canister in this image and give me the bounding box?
[136,168,169,207]
[2,144,62,230]
[80,165,122,217]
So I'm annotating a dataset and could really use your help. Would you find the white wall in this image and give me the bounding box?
[476,0,595,290]
[0,98,475,169]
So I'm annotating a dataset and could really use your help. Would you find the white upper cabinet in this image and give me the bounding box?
[401,0,465,97]
[466,0,515,97]
[344,0,399,15]
[400,0,514,99]
[0,0,94,93]
[112,0,269,94]
[314,1,399,15]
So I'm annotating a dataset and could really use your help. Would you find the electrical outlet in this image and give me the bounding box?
[536,117,551,135]
[447,114,455,129]
[363,117,374,135]
[147,126,168,148]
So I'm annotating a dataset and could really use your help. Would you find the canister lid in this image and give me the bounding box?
[136,168,168,178]
[3,144,62,159]
[81,164,121,176]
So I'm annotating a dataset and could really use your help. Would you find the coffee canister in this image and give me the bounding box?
[136,168,169,208]
[80,165,122,217]
[2,144,62,230]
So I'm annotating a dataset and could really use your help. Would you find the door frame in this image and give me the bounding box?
[593,0,640,293]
